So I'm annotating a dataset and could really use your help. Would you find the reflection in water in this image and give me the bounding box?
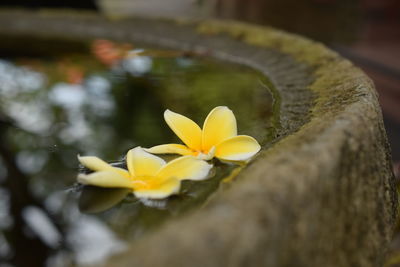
[79,186,130,214]
[66,216,127,266]
[0,38,277,266]
[22,206,62,248]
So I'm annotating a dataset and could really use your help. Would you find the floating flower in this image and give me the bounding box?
[146,106,261,161]
[77,147,212,199]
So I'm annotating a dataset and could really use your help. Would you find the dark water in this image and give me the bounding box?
[0,38,278,266]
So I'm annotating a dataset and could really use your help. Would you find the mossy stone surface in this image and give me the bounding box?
[0,10,395,267]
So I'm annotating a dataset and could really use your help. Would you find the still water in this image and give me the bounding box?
[0,37,277,266]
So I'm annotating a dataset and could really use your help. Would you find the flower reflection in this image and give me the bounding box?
[78,186,130,213]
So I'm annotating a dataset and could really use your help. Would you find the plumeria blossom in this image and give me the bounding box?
[77,147,212,199]
[145,106,261,161]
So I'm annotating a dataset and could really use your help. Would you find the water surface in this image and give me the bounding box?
[0,37,278,266]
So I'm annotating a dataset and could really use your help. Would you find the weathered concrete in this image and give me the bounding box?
[0,10,396,267]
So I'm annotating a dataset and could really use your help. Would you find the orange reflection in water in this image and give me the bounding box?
[57,62,85,84]
[91,39,132,66]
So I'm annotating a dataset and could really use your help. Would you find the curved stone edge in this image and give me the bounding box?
[0,10,395,266]
[108,21,396,267]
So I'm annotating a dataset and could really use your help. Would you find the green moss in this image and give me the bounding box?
[195,20,373,120]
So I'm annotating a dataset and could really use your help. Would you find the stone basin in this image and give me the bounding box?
[0,10,396,267]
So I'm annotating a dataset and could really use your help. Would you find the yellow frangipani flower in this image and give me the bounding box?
[77,147,212,199]
[145,106,261,161]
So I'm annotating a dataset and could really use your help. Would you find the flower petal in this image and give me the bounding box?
[202,106,237,151]
[78,155,112,171]
[215,135,261,161]
[133,177,181,199]
[126,147,166,177]
[157,156,213,181]
[164,109,202,150]
[197,146,216,160]
[78,171,134,189]
[78,155,130,178]
[144,144,194,156]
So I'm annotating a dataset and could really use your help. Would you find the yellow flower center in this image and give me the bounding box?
[132,176,162,190]
[191,148,208,156]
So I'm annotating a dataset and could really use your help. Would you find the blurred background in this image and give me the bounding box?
[3,0,398,160]
[1,0,399,162]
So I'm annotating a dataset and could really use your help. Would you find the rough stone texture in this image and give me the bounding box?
[0,10,396,267]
